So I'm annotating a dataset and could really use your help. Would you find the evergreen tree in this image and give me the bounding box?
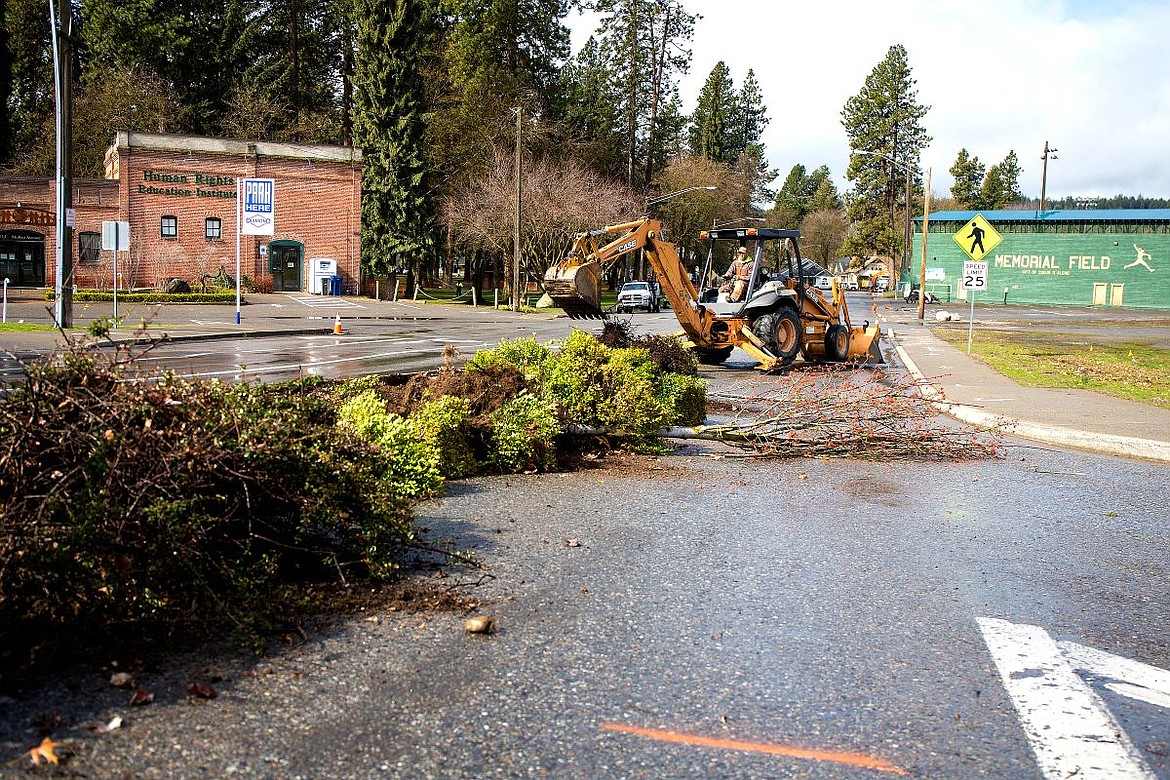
[352,0,435,275]
[591,0,695,188]
[808,176,842,212]
[560,35,624,177]
[949,148,984,208]
[841,44,931,270]
[81,0,243,133]
[770,163,831,225]
[982,149,1022,207]
[730,68,767,157]
[730,69,775,204]
[950,148,1022,210]
[2,0,57,173]
[0,0,12,166]
[688,61,734,164]
[238,0,349,142]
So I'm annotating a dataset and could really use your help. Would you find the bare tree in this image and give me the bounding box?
[441,146,642,298]
[799,209,848,266]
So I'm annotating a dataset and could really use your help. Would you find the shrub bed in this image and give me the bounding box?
[0,329,707,685]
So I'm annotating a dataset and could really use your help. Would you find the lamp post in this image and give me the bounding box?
[855,150,915,294]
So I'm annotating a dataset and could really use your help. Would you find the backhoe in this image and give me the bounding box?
[543,218,882,370]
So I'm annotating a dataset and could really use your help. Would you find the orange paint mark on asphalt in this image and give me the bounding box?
[600,723,910,776]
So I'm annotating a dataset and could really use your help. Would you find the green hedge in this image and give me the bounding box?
[45,290,241,304]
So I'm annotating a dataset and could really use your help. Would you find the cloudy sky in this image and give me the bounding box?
[568,0,1170,201]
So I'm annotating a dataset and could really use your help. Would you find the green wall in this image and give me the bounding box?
[914,226,1170,308]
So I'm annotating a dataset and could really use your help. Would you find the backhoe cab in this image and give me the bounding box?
[542,219,883,369]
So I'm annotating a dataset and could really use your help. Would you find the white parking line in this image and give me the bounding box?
[977,617,1156,780]
[284,294,366,309]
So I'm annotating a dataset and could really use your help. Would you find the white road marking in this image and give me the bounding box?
[1059,640,1170,710]
[175,348,425,379]
[284,294,366,309]
[978,617,1156,780]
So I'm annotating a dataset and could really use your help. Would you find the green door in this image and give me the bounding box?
[268,242,302,292]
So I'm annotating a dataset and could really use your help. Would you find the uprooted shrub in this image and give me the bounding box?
[0,328,708,682]
[0,353,415,681]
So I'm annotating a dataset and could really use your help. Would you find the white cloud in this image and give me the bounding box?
[568,0,1170,201]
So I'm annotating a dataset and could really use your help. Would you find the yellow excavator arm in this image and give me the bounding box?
[542,217,882,368]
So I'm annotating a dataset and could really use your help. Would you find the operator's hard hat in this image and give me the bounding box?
[735,246,748,254]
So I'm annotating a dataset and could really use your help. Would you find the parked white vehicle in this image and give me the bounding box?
[616,281,659,313]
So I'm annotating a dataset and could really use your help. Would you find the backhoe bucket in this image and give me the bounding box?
[847,323,885,364]
[543,261,604,318]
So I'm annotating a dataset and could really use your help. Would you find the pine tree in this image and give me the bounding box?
[949,148,984,208]
[237,0,349,142]
[841,44,931,270]
[591,0,695,188]
[986,149,1023,206]
[352,0,435,275]
[808,176,842,212]
[730,68,767,157]
[560,35,624,177]
[2,0,59,172]
[688,61,734,164]
[730,68,775,203]
[0,0,12,166]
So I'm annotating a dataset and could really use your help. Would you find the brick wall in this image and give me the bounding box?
[0,132,362,292]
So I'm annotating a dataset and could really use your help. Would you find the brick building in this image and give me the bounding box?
[0,131,363,293]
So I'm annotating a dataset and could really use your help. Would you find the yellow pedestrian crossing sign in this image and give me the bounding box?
[953,214,1002,261]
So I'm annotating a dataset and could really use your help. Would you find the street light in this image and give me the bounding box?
[855,149,915,292]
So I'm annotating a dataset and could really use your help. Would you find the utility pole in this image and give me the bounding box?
[1039,141,1058,214]
[512,106,522,313]
[50,0,74,327]
[917,167,931,324]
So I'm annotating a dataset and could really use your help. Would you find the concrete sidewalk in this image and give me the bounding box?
[875,303,1170,464]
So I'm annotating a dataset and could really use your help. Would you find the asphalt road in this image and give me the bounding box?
[2,294,1168,778]
[2,437,1166,778]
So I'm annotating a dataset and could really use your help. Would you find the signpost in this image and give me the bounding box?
[961,260,988,354]
[101,220,130,320]
[954,214,999,355]
[235,178,276,324]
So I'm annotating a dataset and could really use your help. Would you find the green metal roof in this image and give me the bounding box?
[924,209,1170,223]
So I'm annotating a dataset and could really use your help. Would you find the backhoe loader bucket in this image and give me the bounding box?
[847,323,885,364]
[543,261,604,318]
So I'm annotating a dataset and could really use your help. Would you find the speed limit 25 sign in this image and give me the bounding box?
[962,261,988,291]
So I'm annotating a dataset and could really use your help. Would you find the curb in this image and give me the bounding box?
[888,334,1170,464]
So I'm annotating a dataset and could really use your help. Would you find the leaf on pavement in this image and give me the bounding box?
[464,615,497,635]
[27,736,63,765]
[186,682,217,699]
[109,671,135,688]
[129,688,154,706]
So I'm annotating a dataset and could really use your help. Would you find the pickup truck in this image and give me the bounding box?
[615,281,659,313]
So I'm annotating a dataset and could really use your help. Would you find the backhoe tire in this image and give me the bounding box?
[753,308,801,365]
[825,324,851,362]
[695,346,734,365]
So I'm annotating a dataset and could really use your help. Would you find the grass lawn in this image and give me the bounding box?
[930,327,1170,409]
[0,322,57,332]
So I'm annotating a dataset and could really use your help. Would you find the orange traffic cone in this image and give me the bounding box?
[333,314,344,335]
